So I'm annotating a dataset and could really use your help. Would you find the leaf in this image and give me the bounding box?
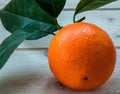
[4,0,57,25]
[0,12,57,69]
[1,0,59,40]
[0,30,29,69]
[73,0,117,22]
[0,10,57,40]
[36,0,66,17]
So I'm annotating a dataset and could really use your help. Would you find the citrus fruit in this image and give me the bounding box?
[48,22,116,90]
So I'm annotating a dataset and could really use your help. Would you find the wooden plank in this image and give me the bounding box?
[0,49,120,94]
[65,0,120,9]
[0,0,120,10]
[1,10,120,48]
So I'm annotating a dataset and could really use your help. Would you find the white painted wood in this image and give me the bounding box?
[65,0,120,9]
[0,0,120,9]
[0,49,120,94]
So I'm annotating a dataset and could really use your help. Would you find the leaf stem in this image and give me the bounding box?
[73,14,76,23]
[40,30,56,36]
[76,16,86,22]
[55,18,63,30]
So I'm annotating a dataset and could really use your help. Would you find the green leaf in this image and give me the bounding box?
[0,0,58,69]
[73,0,117,22]
[0,13,57,69]
[0,11,57,40]
[1,0,58,40]
[36,0,66,17]
[0,30,29,69]
[4,0,57,25]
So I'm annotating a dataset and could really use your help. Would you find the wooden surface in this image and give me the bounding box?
[0,0,120,94]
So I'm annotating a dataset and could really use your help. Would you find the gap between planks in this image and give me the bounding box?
[0,8,120,11]
[16,48,48,51]
[63,8,120,11]
[16,46,120,51]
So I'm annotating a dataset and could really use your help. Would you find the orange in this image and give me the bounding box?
[48,22,116,90]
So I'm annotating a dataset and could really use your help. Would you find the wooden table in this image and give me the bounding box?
[0,0,120,94]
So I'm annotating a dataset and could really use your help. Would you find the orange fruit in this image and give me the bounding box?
[48,22,116,90]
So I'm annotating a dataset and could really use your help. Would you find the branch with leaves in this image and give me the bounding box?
[0,0,117,69]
